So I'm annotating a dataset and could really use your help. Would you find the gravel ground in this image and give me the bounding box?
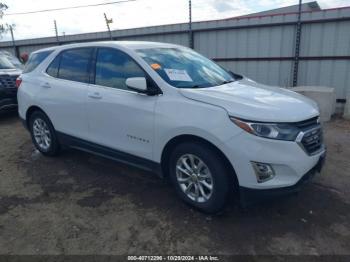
[0,112,349,255]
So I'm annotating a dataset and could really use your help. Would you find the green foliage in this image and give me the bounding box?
[0,3,7,18]
[0,3,9,37]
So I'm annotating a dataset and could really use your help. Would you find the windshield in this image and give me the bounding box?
[136,47,234,88]
[0,55,18,69]
[6,55,24,69]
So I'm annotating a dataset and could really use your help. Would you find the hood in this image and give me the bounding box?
[0,68,22,75]
[179,78,319,122]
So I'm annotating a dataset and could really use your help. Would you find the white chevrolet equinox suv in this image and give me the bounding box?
[17,41,326,213]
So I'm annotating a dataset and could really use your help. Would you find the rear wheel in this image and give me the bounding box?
[169,142,231,213]
[29,111,60,156]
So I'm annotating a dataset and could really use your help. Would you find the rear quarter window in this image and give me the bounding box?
[23,50,53,73]
[46,55,60,78]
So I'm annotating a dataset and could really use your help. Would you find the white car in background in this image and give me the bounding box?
[17,41,326,213]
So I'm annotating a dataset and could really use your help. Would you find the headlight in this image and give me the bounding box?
[230,117,300,141]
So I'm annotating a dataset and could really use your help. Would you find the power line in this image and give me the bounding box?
[4,0,136,16]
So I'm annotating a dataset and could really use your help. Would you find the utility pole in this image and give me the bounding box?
[54,20,59,44]
[188,0,194,49]
[104,13,113,40]
[9,25,18,57]
[292,0,302,87]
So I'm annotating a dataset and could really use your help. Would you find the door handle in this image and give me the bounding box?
[41,82,51,88]
[88,92,102,99]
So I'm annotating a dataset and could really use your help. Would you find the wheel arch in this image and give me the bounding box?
[25,105,48,129]
[160,134,239,189]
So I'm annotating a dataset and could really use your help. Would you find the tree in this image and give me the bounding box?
[0,3,10,38]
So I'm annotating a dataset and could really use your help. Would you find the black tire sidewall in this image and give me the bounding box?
[29,111,59,156]
[169,142,231,213]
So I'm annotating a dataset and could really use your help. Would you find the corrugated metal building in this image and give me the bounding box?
[0,2,349,102]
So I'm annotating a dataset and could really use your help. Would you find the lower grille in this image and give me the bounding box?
[0,75,18,89]
[300,127,323,155]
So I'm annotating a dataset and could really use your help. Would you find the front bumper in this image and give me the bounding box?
[239,151,326,206]
[221,129,325,190]
[0,85,18,111]
[0,97,18,112]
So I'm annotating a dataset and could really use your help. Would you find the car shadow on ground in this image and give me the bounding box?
[0,111,18,122]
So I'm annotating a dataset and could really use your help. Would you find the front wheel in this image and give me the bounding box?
[29,111,60,156]
[169,142,231,213]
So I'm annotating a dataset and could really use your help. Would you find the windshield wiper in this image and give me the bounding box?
[180,80,235,89]
[179,84,203,89]
[219,80,235,85]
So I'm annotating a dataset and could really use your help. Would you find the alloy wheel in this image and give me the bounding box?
[32,118,51,151]
[176,154,214,203]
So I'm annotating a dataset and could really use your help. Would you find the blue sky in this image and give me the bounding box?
[1,0,350,41]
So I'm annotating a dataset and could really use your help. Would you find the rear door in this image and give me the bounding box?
[86,47,158,160]
[38,47,93,140]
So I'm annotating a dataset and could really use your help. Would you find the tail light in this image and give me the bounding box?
[15,77,22,88]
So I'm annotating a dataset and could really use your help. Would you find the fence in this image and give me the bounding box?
[1,6,349,101]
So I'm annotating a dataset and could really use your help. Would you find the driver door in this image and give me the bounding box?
[86,47,158,161]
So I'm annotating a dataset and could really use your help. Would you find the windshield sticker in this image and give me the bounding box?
[164,69,193,82]
[151,63,162,70]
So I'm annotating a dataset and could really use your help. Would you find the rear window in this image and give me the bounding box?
[23,50,53,73]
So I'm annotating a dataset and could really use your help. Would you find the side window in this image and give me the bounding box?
[58,48,93,83]
[95,48,145,90]
[23,50,53,73]
[46,55,60,78]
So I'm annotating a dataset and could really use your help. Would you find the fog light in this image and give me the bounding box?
[251,162,275,183]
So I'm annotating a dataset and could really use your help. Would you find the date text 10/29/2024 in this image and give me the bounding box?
[128,256,219,261]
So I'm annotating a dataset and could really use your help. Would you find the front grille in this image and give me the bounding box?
[300,127,323,155]
[0,75,18,89]
[292,116,323,155]
[294,116,319,130]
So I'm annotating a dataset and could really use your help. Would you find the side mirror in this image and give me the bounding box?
[126,77,148,93]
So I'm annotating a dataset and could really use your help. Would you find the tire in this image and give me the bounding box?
[169,142,231,214]
[29,111,60,156]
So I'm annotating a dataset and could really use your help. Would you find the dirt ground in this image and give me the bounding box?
[0,112,349,255]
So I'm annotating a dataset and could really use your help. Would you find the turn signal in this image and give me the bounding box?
[230,118,254,134]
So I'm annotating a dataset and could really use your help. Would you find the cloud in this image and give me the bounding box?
[318,0,350,8]
[212,0,237,13]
